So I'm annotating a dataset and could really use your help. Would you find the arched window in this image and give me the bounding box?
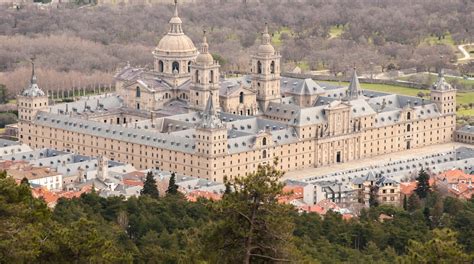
[262,137,267,146]
[262,150,267,159]
[270,61,275,74]
[188,61,191,73]
[158,60,164,72]
[239,92,244,103]
[407,124,411,132]
[172,61,179,73]
[257,61,262,74]
[195,70,199,83]
[136,86,141,97]
[209,70,214,84]
[407,112,411,120]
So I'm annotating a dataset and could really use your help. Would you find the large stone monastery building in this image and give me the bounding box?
[17,1,457,182]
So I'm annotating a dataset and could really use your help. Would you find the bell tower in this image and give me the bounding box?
[189,31,220,111]
[430,69,456,115]
[17,59,48,122]
[251,23,281,111]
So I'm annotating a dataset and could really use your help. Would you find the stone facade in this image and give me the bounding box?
[455,125,474,145]
[17,2,457,183]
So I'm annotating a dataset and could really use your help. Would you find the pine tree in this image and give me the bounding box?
[415,169,431,199]
[203,160,300,263]
[141,171,159,198]
[369,185,379,207]
[403,195,408,210]
[20,177,29,186]
[166,172,179,195]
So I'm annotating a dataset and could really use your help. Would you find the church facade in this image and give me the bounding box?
[17,1,457,182]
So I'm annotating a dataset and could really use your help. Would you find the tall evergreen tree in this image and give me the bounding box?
[141,171,159,198]
[166,172,179,195]
[415,169,431,199]
[403,195,408,210]
[203,160,301,263]
[20,177,29,186]
[369,185,379,207]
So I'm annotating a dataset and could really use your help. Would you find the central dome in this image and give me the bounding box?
[156,34,197,53]
[154,0,197,55]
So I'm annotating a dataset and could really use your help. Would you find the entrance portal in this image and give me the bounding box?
[406,141,411,149]
[336,151,342,163]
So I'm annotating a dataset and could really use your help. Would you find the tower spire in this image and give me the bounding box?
[173,0,178,17]
[169,0,183,34]
[347,68,361,100]
[204,91,215,116]
[262,22,271,45]
[201,30,209,54]
[31,56,37,85]
[199,92,223,129]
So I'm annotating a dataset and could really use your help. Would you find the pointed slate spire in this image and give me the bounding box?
[204,91,215,116]
[347,68,361,100]
[199,92,223,129]
[21,56,45,97]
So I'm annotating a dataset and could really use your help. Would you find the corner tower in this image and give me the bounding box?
[189,31,220,111]
[17,59,48,122]
[153,0,198,87]
[195,95,227,157]
[430,70,456,115]
[251,23,281,111]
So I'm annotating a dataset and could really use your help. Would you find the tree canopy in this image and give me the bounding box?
[1,167,474,263]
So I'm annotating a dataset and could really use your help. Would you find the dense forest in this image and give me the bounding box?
[1,164,474,263]
[0,0,472,97]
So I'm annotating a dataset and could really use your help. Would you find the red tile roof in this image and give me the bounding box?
[31,187,59,208]
[123,179,144,187]
[437,169,474,184]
